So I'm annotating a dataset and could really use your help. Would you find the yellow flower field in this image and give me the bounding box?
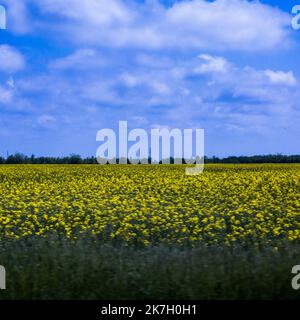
[0,164,299,245]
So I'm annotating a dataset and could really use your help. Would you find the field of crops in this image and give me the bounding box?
[0,164,300,299]
[0,164,299,245]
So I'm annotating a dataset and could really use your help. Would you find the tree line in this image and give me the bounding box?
[0,153,300,164]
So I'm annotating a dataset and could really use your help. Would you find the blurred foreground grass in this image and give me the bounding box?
[0,237,299,300]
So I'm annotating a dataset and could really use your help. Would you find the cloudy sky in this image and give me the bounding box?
[0,0,299,157]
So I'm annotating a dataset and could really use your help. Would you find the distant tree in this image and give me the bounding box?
[68,154,82,164]
[6,153,26,164]
[2,153,300,164]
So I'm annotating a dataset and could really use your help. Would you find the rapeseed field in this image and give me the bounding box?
[0,164,299,246]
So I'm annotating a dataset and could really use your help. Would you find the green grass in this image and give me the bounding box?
[0,237,299,300]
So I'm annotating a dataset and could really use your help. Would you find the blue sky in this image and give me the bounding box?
[0,0,299,157]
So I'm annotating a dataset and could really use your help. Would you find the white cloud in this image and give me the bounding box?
[195,54,230,74]
[265,70,297,86]
[164,0,291,51]
[0,85,13,103]
[39,0,132,26]
[7,77,15,88]
[31,0,291,52]
[49,49,107,70]
[120,71,171,95]
[120,73,140,88]
[0,45,25,73]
